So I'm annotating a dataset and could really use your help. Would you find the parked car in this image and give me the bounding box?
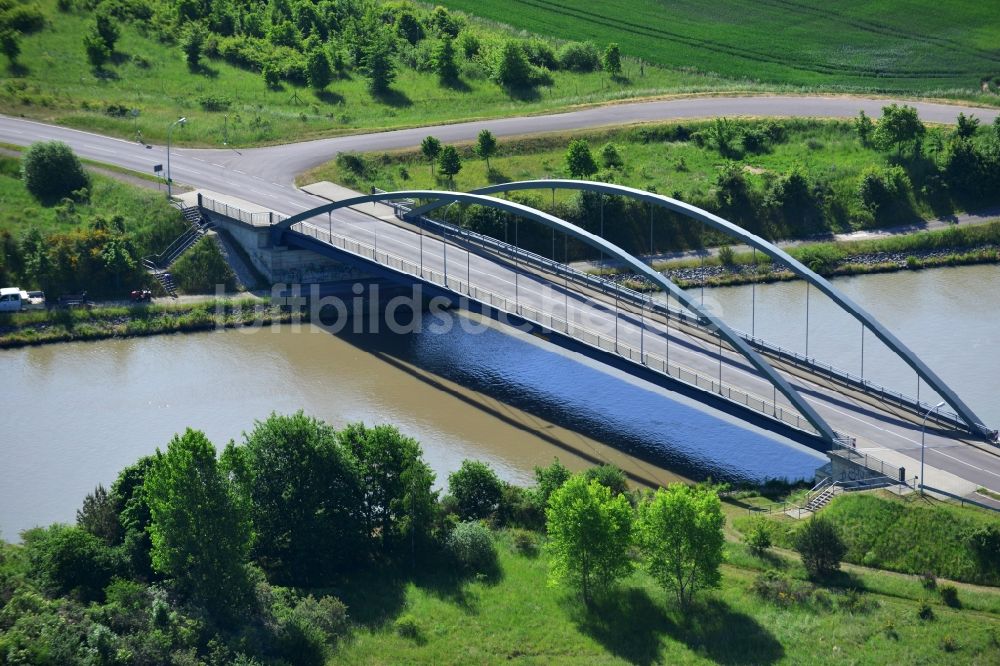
[0,287,45,312]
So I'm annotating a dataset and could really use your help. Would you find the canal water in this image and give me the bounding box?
[2,263,997,539]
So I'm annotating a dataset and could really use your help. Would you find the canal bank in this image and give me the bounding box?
[0,308,829,539]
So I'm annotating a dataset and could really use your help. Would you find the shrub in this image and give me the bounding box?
[446,521,497,573]
[23,525,117,601]
[336,152,367,177]
[533,458,571,507]
[743,517,772,555]
[600,143,623,169]
[920,571,937,590]
[583,464,628,497]
[448,460,503,521]
[509,528,539,557]
[941,635,959,653]
[918,602,935,620]
[557,41,599,72]
[966,524,1000,574]
[496,483,544,530]
[21,141,90,203]
[394,614,422,641]
[718,244,735,267]
[795,516,846,578]
[198,94,231,112]
[836,588,879,615]
[750,571,812,607]
[939,584,960,608]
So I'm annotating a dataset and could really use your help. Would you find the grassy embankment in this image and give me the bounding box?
[2,0,732,148]
[333,492,1000,664]
[0,150,238,297]
[440,0,1000,96]
[732,491,1000,586]
[0,298,286,348]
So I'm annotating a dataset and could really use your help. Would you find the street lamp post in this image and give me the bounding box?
[920,401,945,495]
[166,117,187,199]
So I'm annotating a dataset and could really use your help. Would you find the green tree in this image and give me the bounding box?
[337,422,436,556]
[602,42,622,78]
[545,475,633,606]
[954,112,980,140]
[795,515,846,578]
[854,110,874,147]
[637,484,724,608]
[21,141,89,203]
[421,135,442,176]
[0,29,20,65]
[429,5,460,38]
[363,29,397,94]
[262,63,281,89]
[565,139,597,178]
[83,29,111,69]
[432,36,459,84]
[76,484,121,546]
[533,458,571,507]
[600,142,623,169]
[111,456,156,579]
[145,428,253,621]
[583,464,629,497]
[873,103,925,156]
[492,40,532,89]
[223,412,363,584]
[23,525,117,602]
[438,144,462,185]
[181,21,207,69]
[448,459,502,520]
[306,47,333,91]
[475,129,498,171]
[394,10,424,45]
[966,524,1000,574]
[743,517,773,556]
[94,9,119,52]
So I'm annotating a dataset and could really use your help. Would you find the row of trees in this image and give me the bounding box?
[546,476,725,608]
[72,0,625,99]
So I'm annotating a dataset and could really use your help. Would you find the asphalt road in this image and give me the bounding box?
[1,94,999,491]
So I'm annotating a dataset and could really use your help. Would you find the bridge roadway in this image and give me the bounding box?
[1,107,998,495]
[286,209,1000,495]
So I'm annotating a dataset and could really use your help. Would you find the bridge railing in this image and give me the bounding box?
[291,219,818,437]
[200,194,280,227]
[378,195,970,433]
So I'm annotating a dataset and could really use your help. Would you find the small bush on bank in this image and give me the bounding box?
[446,521,497,574]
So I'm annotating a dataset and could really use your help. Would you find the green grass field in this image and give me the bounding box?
[0,154,182,238]
[439,0,1000,94]
[334,527,1000,664]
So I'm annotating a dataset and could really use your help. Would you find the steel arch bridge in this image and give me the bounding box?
[408,180,990,439]
[272,183,988,445]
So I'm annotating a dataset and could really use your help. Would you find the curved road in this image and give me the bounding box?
[2,95,999,206]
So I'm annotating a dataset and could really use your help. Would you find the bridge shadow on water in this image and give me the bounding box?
[324,305,825,485]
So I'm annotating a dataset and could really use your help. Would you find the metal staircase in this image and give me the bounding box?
[141,205,212,298]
